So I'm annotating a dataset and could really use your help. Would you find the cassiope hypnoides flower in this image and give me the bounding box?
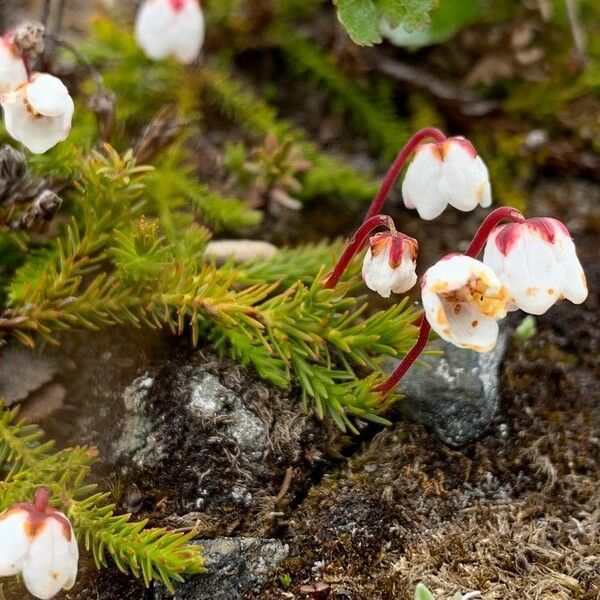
[0,34,28,93]
[0,488,78,599]
[402,136,492,220]
[135,0,205,65]
[1,73,74,154]
[422,254,509,352]
[362,231,418,298]
[483,217,588,315]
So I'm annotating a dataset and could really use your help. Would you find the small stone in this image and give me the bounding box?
[154,538,289,600]
[204,240,278,263]
[0,346,60,406]
[387,325,509,447]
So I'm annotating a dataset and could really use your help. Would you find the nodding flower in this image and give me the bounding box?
[362,231,418,298]
[0,34,27,94]
[0,488,78,599]
[1,73,74,154]
[402,136,492,220]
[135,0,205,65]
[421,254,509,352]
[483,216,588,315]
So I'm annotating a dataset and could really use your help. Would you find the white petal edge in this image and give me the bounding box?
[0,510,30,576]
[21,518,78,600]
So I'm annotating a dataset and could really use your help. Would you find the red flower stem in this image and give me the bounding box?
[464,206,525,258]
[375,319,431,396]
[33,487,51,513]
[324,214,395,289]
[375,206,525,398]
[364,127,447,222]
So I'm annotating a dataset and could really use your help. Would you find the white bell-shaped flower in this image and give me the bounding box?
[422,254,509,352]
[0,36,28,93]
[0,489,78,600]
[402,136,492,220]
[362,231,418,298]
[483,217,588,315]
[1,73,74,154]
[135,0,205,65]
[0,508,30,576]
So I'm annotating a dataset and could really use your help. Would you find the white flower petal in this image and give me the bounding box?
[557,237,588,304]
[497,231,563,315]
[172,3,205,64]
[26,74,71,118]
[0,40,27,94]
[362,237,417,297]
[401,144,446,220]
[135,1,177,60]
[21,517,78,600]
[423,254,506,352]
[1,77,74,154]
[0,509,30,576]
[135,0,204,64]
[440,141,492,212]
[423,254,502,296]
[443,301,499,351]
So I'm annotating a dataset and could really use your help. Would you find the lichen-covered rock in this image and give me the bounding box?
[386,325,509,446]
[55,331,335,537]
[155,538,289,600]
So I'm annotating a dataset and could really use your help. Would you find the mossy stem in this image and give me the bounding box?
[324,214,395,289]
[363,127,446,222]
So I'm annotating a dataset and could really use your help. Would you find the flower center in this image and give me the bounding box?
[443,277,508,318]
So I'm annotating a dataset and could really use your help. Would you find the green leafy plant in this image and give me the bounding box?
[334,0,437,46]
[415,583,481,600]
[0,402,205,591]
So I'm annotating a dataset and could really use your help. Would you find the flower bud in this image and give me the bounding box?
[1,73,74,154]
[483,217,588,315]
[402,136,492,220]
[422,254,509,352]
[362,231,418,298]
[0,488,78,600]
[0,35,28,94]
[135,0,205,65]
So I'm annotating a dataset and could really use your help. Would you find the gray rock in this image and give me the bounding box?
[113,373,167,466]
[388,326,509,447]
[155,538,289,600]
[189,373,267,461]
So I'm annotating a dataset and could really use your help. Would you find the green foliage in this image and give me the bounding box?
[197,67,379,206]
[0,403,204,591]
[334,0,436,46]
[0,144,417,431]
[414,583,470,600]
[415,584,436,600]
[146,144,262,233]
[381,0,483,47]
[277,31,409,160]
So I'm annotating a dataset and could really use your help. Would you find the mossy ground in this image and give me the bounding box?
[250,199,600,599]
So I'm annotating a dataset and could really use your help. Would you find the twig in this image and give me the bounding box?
[43,32,104,87]
[274,467,293,503]
[54,0,68,36]
[565,0,587,58]
[41,0,53,28]
[373,55,498,117]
